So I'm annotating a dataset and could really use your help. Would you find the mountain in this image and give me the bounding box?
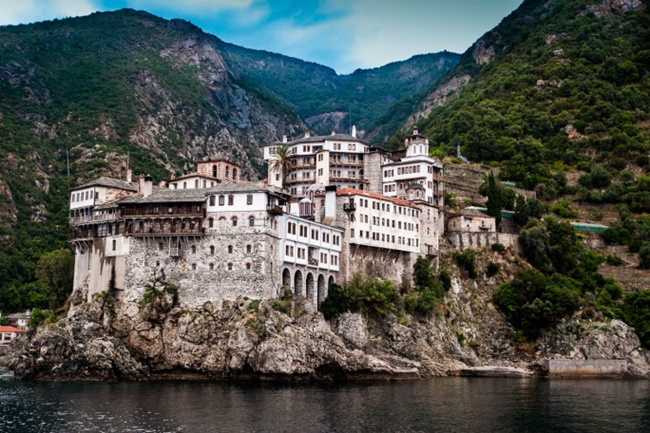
[388,0,649,189]
[219,43,460,135]
[0,9,308,298]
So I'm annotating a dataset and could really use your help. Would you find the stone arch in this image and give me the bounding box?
[317,274,326,307]
[328,275,335,289]
[294,270,303,297]
[306,273,315,305]
[282,268,291,293]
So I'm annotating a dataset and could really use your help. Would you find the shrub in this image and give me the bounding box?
[605,255,624,266]
[491,243,506,252]
[551,200,578,218]
[639,243,650,269]
[455,250,477,279]
[271,299,291,315]
[486,262,501,277]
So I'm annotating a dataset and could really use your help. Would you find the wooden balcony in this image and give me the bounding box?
[267,204,283,215]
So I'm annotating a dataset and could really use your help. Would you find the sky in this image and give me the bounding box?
[0,0,524,74]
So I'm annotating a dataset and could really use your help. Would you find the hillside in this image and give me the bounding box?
[219,42,460,135]
[392,0,649,190]
[0,9,306,302]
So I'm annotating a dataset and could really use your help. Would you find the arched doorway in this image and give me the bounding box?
[306,273,315,305]
[294,270,303,297]
[317,275,326,308]
[282,268,291,294]
[328,276,335,289]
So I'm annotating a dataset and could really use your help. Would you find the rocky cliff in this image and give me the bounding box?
[8,249,649,381]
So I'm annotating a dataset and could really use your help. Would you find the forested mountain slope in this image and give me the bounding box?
[393,0,649,190]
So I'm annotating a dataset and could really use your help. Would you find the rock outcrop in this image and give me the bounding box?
[9,250,650,381]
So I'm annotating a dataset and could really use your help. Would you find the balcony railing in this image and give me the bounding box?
[343,203,356,212]
[267,204,283,215]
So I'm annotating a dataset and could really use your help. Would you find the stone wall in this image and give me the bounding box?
[545,359,628,377]
[446,232,517,250]
[122,226,280,309]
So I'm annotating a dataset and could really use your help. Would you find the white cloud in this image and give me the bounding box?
[0,0,99,26]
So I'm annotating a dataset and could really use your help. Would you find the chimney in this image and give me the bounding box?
[304,131,311,138]
[139,175,153,198]
[126,169,133,183]
[331,130,336,136]
[351,125,357,138]
[282,135,287,143]
[324,185,337,222]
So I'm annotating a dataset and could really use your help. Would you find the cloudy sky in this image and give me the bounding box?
[0,0,523,74]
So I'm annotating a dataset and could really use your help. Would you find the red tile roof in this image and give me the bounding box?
[336,188,420,209]
[0,326,25,333]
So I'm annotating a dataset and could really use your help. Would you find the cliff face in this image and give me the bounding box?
[9,250,650,381]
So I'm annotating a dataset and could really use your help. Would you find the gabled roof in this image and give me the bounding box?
[336,188,420,209]
[0,326,24,333]
[73,177,138,192]
[118,182,289,205]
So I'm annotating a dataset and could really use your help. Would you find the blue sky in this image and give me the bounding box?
[1,0,523,74]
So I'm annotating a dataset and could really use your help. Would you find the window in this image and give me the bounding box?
[210,245,215,255]
[228,245,233,254]
[183,182,187,189]
[246,263,251,270]
[208,218,214,228]
[228,195,234,206]
[249,216,255,227]
[227,262,233,271]
[158,242,164,251]
[209,263,214,271]
[232,217,238,227]
[246,245,252,254]
[247,194,253,205]
[112,240,116,251]
[191,263,197,270]
[209,195,215,206]
[218,195,225,206]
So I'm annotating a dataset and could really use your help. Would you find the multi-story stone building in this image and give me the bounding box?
[69,128,445,310]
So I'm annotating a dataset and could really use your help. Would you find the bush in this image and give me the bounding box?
[486,262,501,277]
[622,291,650,348]
[605,255,624,266]
[491,243,506,252]
[639,243,650,269]
[551,200,578,218]
[455,250,477,279]
[320,275,403,320]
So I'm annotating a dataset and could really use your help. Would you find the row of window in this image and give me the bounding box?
[208,194,254,206]
[206,215,256,228]
[355,198,420,217]
[287,221,340,244]
[350,230,419,247]
[187,262,252,271]
[285,245,339,265]
[71,190,96,202]
[356,214,418,231]
[397,165,421,175]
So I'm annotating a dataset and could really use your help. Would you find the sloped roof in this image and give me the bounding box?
[0,326,24,333]
[118,182,288,205]
[336,188,419,209]
[73,177,138,192]
[288,133,369,145]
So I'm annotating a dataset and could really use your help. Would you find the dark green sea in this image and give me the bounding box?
[1,370,649,432]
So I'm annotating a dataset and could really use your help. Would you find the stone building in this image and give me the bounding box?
[69,127,446,310]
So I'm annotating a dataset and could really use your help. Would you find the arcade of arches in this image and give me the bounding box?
[282,268,334,308]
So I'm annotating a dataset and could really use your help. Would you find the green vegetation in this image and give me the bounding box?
[454,250,477,279]
[321,259,448,320]
[406,0,649,192]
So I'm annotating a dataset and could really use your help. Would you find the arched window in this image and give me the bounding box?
[210,245,215,255]
[190,245,196,254]
[226,167,230,178]
[248,216,255,227]
[232,217,238,227]
[212,165,217,178]
[209,263,214,270]
[191,263,197,270]
[219,216,226,227]
[233,168,237,180]
[228,245,233,254]
[227,262,233,271]
[246,245,252,254]
[208,218,214,228]
[246,263,251,270]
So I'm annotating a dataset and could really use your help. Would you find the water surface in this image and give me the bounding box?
[1,372,649,432]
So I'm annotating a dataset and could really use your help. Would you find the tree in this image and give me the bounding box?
[514,195,529,226]
[36,249,74,310]
[268,145,294,189]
